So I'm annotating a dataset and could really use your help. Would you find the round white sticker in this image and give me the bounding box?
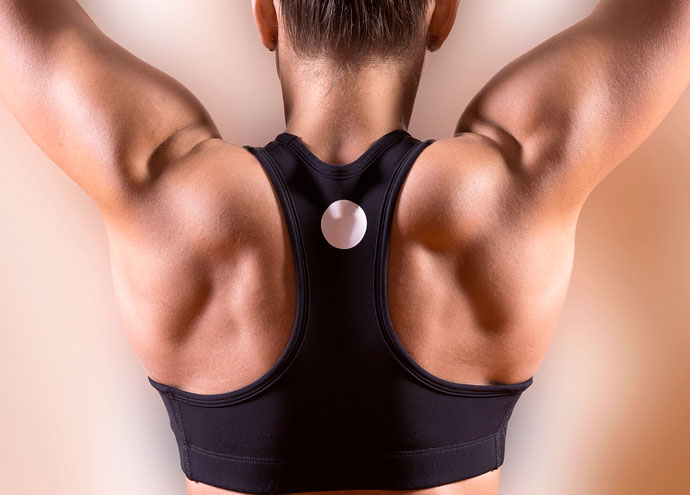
[320,199,368,249]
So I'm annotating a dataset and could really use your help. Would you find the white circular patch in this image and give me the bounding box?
[320,199,367,249]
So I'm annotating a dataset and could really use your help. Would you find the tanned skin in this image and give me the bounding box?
[1,0,689,494]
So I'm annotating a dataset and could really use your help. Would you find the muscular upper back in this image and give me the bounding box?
[2,0,682,397]
[102,132,577,396]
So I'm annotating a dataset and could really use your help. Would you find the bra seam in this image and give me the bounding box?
[185,431,501,464]
[171,395,192,478]
[285,132,409,179]
[495,394,520,467]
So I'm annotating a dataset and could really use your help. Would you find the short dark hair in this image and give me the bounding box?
[278,0,432,70]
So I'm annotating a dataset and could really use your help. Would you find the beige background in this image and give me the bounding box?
[1,1,689,494]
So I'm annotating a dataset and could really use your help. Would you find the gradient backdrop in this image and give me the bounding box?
[1,1,688,494]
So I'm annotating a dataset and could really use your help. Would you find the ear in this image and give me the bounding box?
[252,0,279,51]
[427,0,460,52]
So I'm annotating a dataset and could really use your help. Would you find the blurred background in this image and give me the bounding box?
[1,1,688,494]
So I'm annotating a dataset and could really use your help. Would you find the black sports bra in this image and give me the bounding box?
[149,129,534,494]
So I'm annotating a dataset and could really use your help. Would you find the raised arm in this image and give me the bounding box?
[0,0,221,217]
[456,0,690,217]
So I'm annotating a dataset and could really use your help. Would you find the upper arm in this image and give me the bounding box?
[0,1,221,217]
[456,1,690,218]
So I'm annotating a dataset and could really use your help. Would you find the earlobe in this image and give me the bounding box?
[426,32,438,52]
[427,0,459,52]
[252,0,279,52]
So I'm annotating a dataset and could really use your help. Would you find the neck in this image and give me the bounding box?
[277,51,426,164]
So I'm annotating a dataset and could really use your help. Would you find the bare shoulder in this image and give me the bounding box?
[103,137,278,262]
[400,131,535,249]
